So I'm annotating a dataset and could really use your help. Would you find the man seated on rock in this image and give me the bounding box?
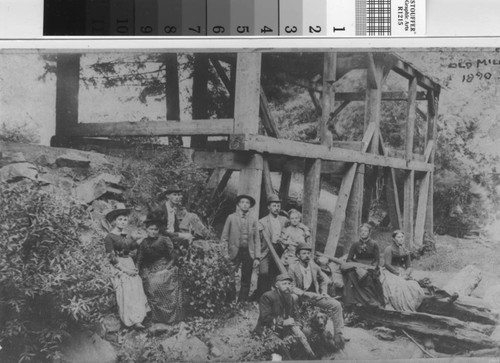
[288,242,347,350]
[254,273,315,359]
[148,184,193,251]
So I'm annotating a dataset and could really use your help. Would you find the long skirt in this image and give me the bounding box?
[342,267,385,308]
[379,268,425,311]
[142,258,183,324]
[113,257,148,327]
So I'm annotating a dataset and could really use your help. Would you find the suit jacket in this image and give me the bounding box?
[258,214,288,257]
[257,289,299,330]
[221,212,260,261]
[288,261,330,295]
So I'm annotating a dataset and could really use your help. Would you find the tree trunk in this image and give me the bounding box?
[443,265,482,297]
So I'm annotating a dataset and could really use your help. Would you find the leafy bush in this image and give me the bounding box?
[179,244,235,318]
[0,181,114,362]
[0,122,39,144]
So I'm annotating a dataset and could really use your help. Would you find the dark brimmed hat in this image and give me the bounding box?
[105,203,131,223]
[143,211,166,227]
[275,273,293,283]
[267,194,281,205]
[143,219,163,228]
[161,184,183,198]
[296,242,312,254]
[235,194,256,207]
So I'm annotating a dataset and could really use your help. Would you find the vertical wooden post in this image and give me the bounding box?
[425,89,439,236]
[303,159,321,252]
[54,53,81,141]
[238,154,263,220]
[233,53,262,135]
[262,156,275,197]
[365,53,384,154]
[404,77,417,248]
[164,53,182,145]
[279,171,292,211]
[191,54,210,148]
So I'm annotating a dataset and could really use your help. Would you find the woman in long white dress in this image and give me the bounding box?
[104,206,148,328]
[380,230,425,311]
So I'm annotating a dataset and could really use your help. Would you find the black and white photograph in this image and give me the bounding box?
[1,48,500,362]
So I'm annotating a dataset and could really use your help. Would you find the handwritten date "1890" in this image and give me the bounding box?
[462,72,492,82]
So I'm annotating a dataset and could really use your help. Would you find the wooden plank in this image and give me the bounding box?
[425,90,439,235]
[380,133,403,229]
[323,123,376,257]
[424,140,434,163]
[259,88,280,138]
[207,168,233,199]
[262,156,275,198]
[279,171,292,211]
[229,134,433,172]
[55,54,81,138]
[404,77,417,248]
[366,53,380,89]
[233,53,262,134]
[413,172,430,247]
[303,159,321,253]
[69,119,235,137]
[238,154,263,219]
[164,53,182,145]
[329,101,351,122]
[308,88,322,115]
[355,306,499,352]
[392,58,440,91]
[191,54,210,148]
[320,52,337,143]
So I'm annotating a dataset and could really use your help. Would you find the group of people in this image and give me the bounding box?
[103,184,206,329]
[103,184,426,357]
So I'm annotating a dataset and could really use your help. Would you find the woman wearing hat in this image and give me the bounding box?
[342,223,385,308]
[379,230,425,311]
[104,205,148,329]
[137,218,183,324]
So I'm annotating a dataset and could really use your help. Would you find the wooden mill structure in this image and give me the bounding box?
[52,50,440,256]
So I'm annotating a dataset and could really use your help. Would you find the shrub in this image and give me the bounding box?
[0,181,114,362]
[179,244,235,318]
[0,122,39,144]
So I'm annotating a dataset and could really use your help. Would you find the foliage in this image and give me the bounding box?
[0,181,114,362]
[179,244,235,318]
[116,141,215,225]
[0,122,39,144]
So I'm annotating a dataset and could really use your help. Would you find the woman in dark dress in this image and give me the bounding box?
[380,230,425,311]
[341,223,385,307]
[104,206,148,328]
[138,219,183,324]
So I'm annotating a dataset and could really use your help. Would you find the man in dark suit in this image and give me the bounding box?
[288,242,346,349]
[221,194,261,302]
[256,194,289,299]
[148,184,193,250]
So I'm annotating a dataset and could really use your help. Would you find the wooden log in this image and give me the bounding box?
[259,88,280,138]
[233,53,261,135]
[380,134,402,229]
[164,53,182,146]
[418,297,499,326]
[238,154,263,220]
[55,53,81,138]
[191,54,210,148]
[303,159,321,253]
[425,90,439,236]
[262,156,275,198]
[413,172,430,248]
[443,265,482,297]
[279,171,292,211]
[355,306,499,352]
[70,119,235,137]
[229,134,434,172]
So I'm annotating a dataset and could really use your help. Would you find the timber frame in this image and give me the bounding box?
[52,51,440,257]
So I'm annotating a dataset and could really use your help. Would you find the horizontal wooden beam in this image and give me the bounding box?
[68,119,235,137]
[229,134,433,172]
[392,58,440,91]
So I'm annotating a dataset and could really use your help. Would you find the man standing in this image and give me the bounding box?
[149,184,193,250]
[288,242,347,349]
[256,194,288,299]
[221,194,261,302]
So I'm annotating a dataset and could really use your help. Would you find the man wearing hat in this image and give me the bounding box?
[288,242,347,349]
[221,194,261,302]
[256,194,289,299]
[149,184,193,249]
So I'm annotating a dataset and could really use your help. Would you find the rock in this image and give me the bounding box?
[148,323,171,336]
[56,152,91,168]
[210,346,223,357]
[74,173,124,204]
[60,330,117,363]
[0,151,26,167]
[490,325,500,342]
[34,154,56,167]
[483,284,500,314]
[0,162,41,183]
[102,314,121,334]
[161,333,209,361]
[443,265,482,297]
[372,326,396,341]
